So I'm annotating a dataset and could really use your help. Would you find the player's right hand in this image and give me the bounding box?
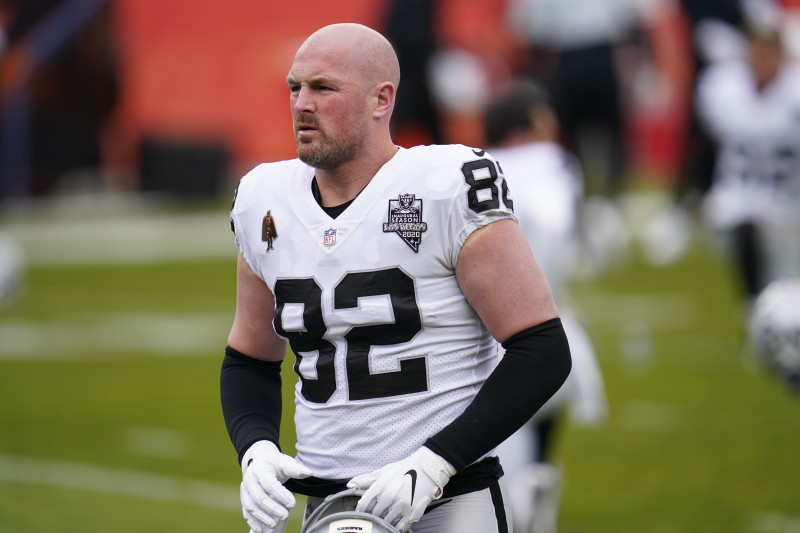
[347,446,456,532]
[240,440,312,533]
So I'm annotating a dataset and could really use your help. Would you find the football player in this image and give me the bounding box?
[221,23,572,533]
[483,80,607,533]
[696,8,800,306]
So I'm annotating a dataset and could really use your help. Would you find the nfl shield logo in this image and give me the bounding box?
[323,228,337,247]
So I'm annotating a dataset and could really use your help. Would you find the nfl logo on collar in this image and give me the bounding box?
[323,228,337,247]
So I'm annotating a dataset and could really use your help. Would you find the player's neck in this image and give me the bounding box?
[499,130,538,148]
[314,143,398,207]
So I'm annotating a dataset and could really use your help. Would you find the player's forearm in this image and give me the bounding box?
[220,346,284,464]
[424,317,572,472]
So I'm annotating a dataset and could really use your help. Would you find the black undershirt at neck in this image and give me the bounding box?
[311,176,356,219]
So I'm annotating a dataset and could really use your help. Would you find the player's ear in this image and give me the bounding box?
[372,81,395,119]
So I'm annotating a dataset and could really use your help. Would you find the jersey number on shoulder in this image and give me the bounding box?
[273,267,426,403]
[462,158,513,213]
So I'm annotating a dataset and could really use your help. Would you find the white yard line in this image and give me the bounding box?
[1,209,235,267]
[0,312,231,359]
[0,452,239,511]
[749,511,800,533]
[616,400,684,433]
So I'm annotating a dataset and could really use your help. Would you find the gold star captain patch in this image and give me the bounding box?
[262,210,278,252]
[382,193,427,252]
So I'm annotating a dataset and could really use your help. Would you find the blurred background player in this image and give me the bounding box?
[484,80,608,533]
[500,0,692,280]
[675,0,745,205]
[503,0,661,199]
[381,0,444,146]
[695,0,800,311]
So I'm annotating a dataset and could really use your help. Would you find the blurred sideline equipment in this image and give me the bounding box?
[139,137,229,199]
[747,277,800,392]
[300,489,400,533]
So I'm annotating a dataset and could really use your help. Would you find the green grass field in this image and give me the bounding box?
[0,193,798,533]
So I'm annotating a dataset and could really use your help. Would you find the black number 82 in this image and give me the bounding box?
[273,267,426,404]
[462,158,514,213]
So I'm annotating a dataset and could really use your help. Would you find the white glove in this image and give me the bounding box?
[240,440,312,533]
[347,446,456,532]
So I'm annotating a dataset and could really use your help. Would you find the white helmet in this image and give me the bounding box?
[748,278,800,392]
[300,488,401,533]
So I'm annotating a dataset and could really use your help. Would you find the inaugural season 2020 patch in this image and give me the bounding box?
[382,193,427,252]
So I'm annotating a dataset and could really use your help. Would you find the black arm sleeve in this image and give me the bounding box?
[220,346,283,464]
[424,317,572,472]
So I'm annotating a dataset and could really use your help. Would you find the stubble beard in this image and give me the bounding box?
[295,121,366,170]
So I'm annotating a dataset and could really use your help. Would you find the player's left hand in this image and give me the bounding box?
[347,446,456,532]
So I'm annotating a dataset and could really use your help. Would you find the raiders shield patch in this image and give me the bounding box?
[382,193,428,252]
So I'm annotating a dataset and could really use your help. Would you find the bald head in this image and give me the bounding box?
[286,23,400,176]
[296,23,400,89]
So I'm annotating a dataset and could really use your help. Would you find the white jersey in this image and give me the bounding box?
[490,142,582,302]
[490,141,606,423]
[230,144,515,480]
[696,59,800,229]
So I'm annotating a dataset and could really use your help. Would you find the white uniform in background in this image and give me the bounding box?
[696,56,800,288]
[492,142,582,302]
[491,141,607,533]
[492,141,606,429]
[230,144,515,480]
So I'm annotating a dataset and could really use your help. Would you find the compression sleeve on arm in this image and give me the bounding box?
[424,317,572,472]
[220,346,284,464]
